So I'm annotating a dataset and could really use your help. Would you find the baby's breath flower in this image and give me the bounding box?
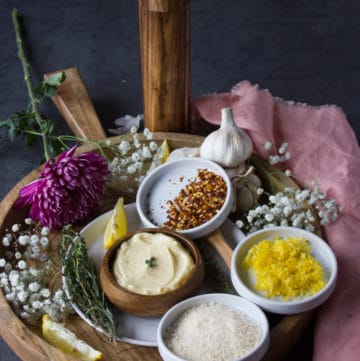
[30,235,39,245]
[134,161,143,171]
[285,170,292,177]
[41,227,50,236]
[18,235,29,246]
[0,258,6,267]
[131,152,141,162]
[278,142,288,154]
[265,213,274,222]
[143,128,153,140]
[32,300,43,309]
[24,218,32,225]
[149,141,158,152]
[2,236,10,247]
[130,126,138,134]
[11,224,20,232]
[0,277,9,288]
[17,290,28,303]
[40,288,51,298]
[264,141,272,150]
[235,220,244,229]
[6,293,15,302]
[17,260,27,270]
[119,140,130,153]
[142,146,152,159]
[269,155,280,165]
[40,237,49,247]
[9,271,19,286]
[127,165,136,174]
[28,282,40,292]
[134,138,141,149]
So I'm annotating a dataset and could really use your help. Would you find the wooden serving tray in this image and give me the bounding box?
[0,68,316,361]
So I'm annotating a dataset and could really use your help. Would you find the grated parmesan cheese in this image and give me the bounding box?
[165,302,262,361]
[242,236,327,300]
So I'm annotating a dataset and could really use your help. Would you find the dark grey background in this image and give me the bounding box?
[1,1,359,360]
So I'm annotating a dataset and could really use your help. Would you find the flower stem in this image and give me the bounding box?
[12,8,51,161]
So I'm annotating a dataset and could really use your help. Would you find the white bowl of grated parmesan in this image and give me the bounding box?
[157,293,269,361]
[231,226,338,314]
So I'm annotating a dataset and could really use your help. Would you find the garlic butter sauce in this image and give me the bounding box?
[113,232,195,295]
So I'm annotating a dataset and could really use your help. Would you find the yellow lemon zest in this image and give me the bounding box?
[243,236,327,300]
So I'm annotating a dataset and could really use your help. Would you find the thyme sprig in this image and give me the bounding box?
[145,256,157,268]
[59,226,116,340]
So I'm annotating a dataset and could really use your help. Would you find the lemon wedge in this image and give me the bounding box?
[103,196,128,249]
[161,139,170,163]
[42,314,102,361]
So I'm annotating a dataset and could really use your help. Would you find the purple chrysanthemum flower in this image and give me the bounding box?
[17,145,110,229]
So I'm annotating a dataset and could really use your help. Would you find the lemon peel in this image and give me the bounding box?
[161,139,170,163]
[42,314,102,361]
[103,197,128,249]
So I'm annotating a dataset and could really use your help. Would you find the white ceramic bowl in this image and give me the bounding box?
[136,158,234,239]
[157,293,269,361]
[231,227,338,314]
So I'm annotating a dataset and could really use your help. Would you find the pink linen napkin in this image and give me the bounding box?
[191,81,360,361]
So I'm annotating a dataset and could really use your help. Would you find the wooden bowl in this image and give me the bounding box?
[99,228,205,317]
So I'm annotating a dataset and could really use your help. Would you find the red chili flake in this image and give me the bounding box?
[163,168,227,230]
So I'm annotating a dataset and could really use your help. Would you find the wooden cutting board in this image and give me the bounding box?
[0,67,316,360]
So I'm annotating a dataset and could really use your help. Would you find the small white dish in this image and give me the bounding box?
[136,158,234,239]
[157,293,269,361]
[231,226,338,314]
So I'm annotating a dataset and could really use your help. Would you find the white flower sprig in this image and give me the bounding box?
[0,219,73,323]
[107,127,164,192]
[237,184,342,233]
[264,141,291,165]
[235,140,343,233]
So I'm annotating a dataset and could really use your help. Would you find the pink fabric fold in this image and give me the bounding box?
[191,81,360,361]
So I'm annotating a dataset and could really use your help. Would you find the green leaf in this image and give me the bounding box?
[44,72,66,86]
[34,72,66,101]
[25,132,36,146]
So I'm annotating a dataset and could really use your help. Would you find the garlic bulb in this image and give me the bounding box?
[236,173,262,212]
[200,107,253,168]
[226,165,262,212]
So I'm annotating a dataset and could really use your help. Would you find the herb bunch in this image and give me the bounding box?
[59,226,116,340]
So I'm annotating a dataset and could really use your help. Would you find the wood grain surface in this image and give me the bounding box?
[44,67,106,141]
[138,0,190,133]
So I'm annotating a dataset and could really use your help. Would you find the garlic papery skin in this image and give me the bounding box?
[167,147,200,162]
[200,107,253,168]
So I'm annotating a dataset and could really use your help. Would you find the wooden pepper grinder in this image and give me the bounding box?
[138,0,190,133]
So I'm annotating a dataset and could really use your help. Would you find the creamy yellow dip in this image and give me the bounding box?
[113,232,195,295]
